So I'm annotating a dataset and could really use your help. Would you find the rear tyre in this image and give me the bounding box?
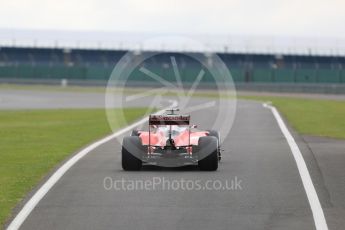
[207,130,221,161]
[197,136,218,171]
[122,136,144,171]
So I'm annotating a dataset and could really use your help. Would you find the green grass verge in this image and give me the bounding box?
[0,108,148,228]
[241,96,345,139]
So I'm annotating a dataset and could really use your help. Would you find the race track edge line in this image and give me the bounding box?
[263,102,328,230]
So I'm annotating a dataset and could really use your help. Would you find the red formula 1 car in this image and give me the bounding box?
[121,109,221,171]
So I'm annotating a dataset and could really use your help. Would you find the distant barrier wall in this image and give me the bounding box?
[1,65,345,94]
[0,65,344,84]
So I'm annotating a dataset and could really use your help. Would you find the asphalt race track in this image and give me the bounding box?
[4,90,345,230]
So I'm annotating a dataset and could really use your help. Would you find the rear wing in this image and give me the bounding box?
[149,115,190,125]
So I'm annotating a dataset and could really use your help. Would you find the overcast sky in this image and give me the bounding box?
[0,0,344,53]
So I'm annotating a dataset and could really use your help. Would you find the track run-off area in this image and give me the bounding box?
[2,88,345,230]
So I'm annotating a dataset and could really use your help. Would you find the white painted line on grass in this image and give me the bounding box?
[7,100,178,230]
[263,102,328,230]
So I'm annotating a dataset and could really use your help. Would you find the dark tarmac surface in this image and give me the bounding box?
[0,89,107,109]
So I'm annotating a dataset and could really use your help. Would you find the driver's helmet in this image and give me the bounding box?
[171,126,187,137]
[156,126,188,137]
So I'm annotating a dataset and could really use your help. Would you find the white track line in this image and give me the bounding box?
[7,100,178,230]
[263,103,328,230]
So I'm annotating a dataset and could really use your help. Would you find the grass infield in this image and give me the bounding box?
[0,108,148,228]
[242,96,345,140]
